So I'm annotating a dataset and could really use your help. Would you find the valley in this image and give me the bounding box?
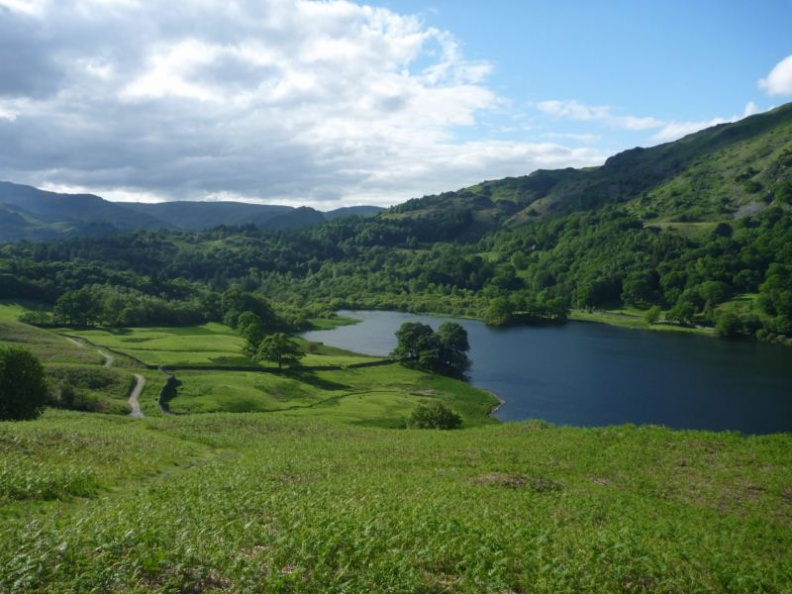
[1,104,791,594]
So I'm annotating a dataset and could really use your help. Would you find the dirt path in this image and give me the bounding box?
[63,335,143,417]
[97,348,113,367]
[128,374,146,418]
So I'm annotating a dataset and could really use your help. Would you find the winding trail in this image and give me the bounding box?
[128,374,146,418]
[63,335,145,418]
[97,348,114,367]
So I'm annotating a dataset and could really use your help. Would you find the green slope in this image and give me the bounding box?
[388,103,792,231]
[0,412,789,593]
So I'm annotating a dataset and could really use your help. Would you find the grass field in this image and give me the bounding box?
[167,364,497,428]
[571,307,714,336]
[0,412,789,593]
[61,323,251,367]
[0,301,28,322]
[1,312,790,592]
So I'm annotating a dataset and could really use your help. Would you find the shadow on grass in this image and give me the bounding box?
[105,327,133,336]
[210,356,257,366]
[286,369,351,391]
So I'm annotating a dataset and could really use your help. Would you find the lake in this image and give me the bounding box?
[303,310,792,434]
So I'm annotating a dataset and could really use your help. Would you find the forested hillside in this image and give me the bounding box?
[0,182,384,241]
[1,104,790,343]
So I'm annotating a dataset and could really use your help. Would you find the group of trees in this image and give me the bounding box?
[51,284,206,327]
[392,321,471,379]
[1,182,792,344]
[238,310,305,370]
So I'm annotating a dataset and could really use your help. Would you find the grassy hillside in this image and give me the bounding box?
[0,305,790,592]
[1,412,789,593]
[58,321,496,427]
[491,103,792,225]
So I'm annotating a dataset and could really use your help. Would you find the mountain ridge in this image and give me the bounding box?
[385,102,792,234]
[0,182,385,241]
[1,102,790,243]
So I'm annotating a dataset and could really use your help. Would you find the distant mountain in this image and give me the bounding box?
[323,205,387,220]
[0,182,164,241]
[119,201,296,231]
[3,102,789,243]
[0,182,385,241]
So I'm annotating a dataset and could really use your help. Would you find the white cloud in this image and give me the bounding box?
[535,99,662,131]
[0,0,608,208]
[651,102,768,143]
[759,54,792,96]
[543,133,602,143]
[0,100,18,121]
[651,118,729,142]
[742,101,759,117]
[535,98,770,146]
[0,0,48,17]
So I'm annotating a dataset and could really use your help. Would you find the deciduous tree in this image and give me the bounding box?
[256,333,304,370]
[0,347,48,421]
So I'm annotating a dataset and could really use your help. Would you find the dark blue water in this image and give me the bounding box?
[303,311,792,434]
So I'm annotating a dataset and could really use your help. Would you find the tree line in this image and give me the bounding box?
[1,201,791,344]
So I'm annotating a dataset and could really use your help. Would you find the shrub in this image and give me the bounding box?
[0,347,48,421]
[408,402,462,430]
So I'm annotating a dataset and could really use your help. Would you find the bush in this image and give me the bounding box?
[644,305,662,325]
[408,402,462,430]
[0,347,48,421]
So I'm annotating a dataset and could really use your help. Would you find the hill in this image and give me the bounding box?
[0,182,385,241]
[0,308,788,593]
[0,409,789,593]
[0,181,164,240]
[0,104,791,343]
[386,102,792,232]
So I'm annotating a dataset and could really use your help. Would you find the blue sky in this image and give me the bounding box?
[371,0,792,147]
[0,0,790,208]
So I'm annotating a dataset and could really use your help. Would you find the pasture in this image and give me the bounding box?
[0,413,789,593]
[0,312,789,592]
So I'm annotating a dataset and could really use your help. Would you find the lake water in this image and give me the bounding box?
[303,310,792,434]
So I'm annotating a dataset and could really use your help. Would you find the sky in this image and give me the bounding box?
[0,0,791,210]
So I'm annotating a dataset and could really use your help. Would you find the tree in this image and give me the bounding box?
[221,287,280,331]
[408,401,462,429]
[237,311,265,357]
[666,300,696,326]
[714,311,743,338]
[392,322,438,362]
[256,333,304,370]
[392,321,471,379]
[483,297,513,326]
[644,305,662,325]
[0,347,48,421]
[54,288,100,326]
[436,322,471,378]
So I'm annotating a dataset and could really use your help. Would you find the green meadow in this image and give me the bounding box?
[570,307,714,335]
[167,365,497,429]
[60,322,251,367]
[1,412,790,593]
[0,310,790,593]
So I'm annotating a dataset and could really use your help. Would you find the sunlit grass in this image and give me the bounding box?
[0,410,205,509]
[0,415,789,593]
[62,322,249,366]
[0,312,789,592]
[571,308,713,335]
[0,301,28,322]
[165,363,498,428]
[0,320,102,364]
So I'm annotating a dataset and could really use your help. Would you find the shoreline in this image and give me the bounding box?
[484,388,506,419]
